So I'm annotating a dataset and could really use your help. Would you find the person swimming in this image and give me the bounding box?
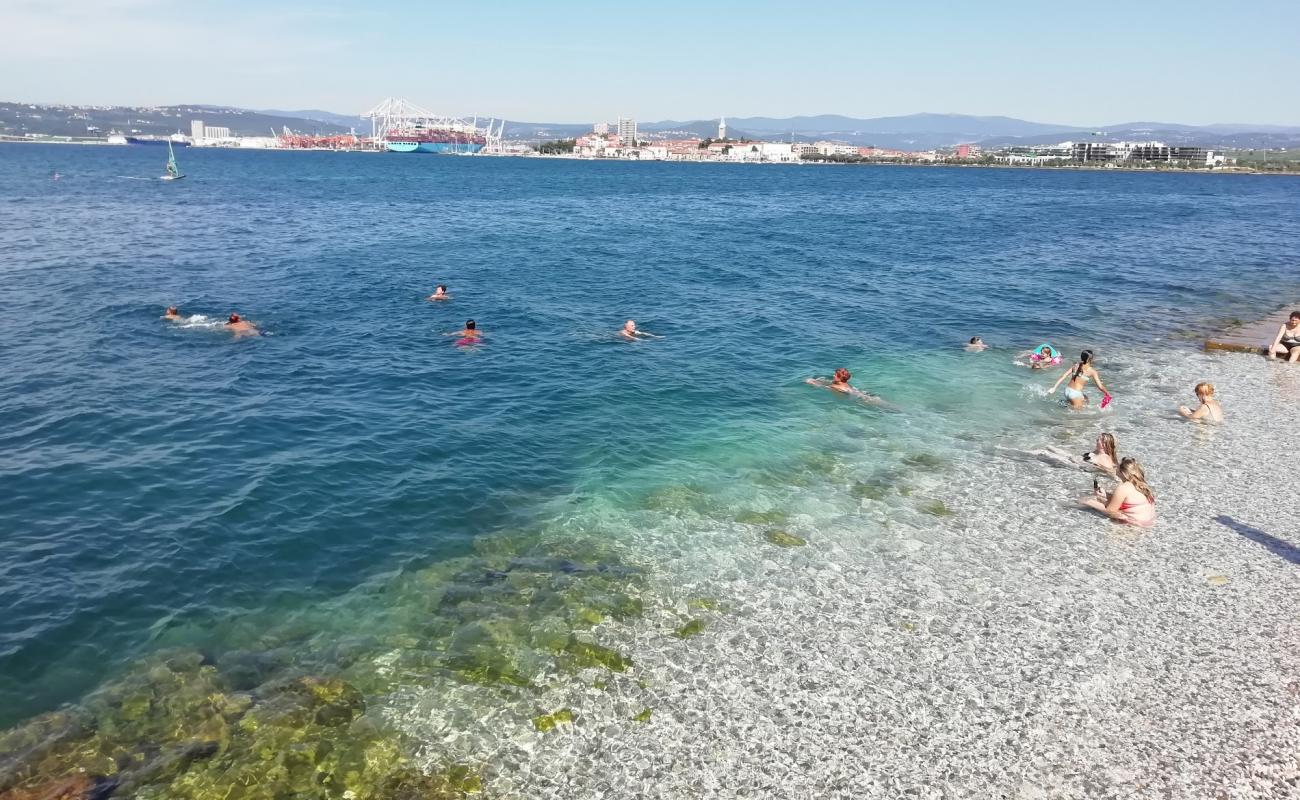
[1049,350,1110,409]
[805,368,886,405]
[225,313,259,337]
[163,306,182,321]
[450,319,479,337]
[966,336,988,352]
[447,319,481,346]
[428,285,451,301]
[1080,456,1155,527]
[1024,344,1060,369]
[620,319,660,340]
[1178,382,1224,423]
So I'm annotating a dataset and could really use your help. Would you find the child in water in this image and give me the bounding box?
[1178,382,1223,423]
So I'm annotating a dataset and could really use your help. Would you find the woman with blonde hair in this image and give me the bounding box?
[1081,456,1155,527]
[1082,432,1119,476]
[1178,382,1223,423]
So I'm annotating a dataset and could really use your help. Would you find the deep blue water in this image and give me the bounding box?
[1,143,1298,727]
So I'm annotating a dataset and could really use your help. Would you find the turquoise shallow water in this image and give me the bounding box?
[2,145,1300,785]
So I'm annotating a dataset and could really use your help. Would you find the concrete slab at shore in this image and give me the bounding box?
[1204,305,1299,354]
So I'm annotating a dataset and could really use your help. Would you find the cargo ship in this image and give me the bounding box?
[124,134,190,147]
[365,98,497,155]
[384,127,486,154]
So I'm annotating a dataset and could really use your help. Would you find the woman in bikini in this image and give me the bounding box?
[1267,311,1300,362]
[1178,382,1224,423]
[1049,350,1110,409]
[1080,456,1155,527]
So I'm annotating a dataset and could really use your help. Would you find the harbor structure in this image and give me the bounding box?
[364,96,494,154]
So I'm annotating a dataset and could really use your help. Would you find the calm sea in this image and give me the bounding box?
[1,143,1298,742]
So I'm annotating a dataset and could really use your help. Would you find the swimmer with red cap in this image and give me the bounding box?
[806,368,888,406]
[225,313,259,337]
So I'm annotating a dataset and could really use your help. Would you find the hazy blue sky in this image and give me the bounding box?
[4,0,1298,125]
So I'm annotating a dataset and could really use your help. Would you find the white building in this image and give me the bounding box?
[593,121,610,135]
[617,117,637,146]
[718,117,727,139]
[815,141,858,157]
[191,120,205,141]
[759,142,799,162]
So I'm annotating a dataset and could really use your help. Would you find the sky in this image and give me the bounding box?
[3,0,1299,126]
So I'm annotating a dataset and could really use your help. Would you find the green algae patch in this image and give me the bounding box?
[850,481,889,501]
[674,619,707,639]
[563,636,631,672]
[631,707,653,723]
[735,509,789,526]
[903,452,947,471]
[0,532,657,799]
[921,500,954,517]
[765,529,807,547]
[573,607,605,627]
[687,597,720,612]
[532,708,575,732]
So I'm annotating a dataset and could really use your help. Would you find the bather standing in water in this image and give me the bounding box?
[966,336,988,352]
[428,285,451,301]
[1050,350,1110,409]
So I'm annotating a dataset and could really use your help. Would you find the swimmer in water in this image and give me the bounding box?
[966,336,988,352]
[225,313,259,337]
[428,285,451,301]
[805,368,887,405]
[163,306,182,321]
[620,319,660,340]
[1021,344,1060,369]
[1178,382,1224,423]
[446,319,480,340]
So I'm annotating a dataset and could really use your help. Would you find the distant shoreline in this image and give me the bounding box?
[4,139,1296,175]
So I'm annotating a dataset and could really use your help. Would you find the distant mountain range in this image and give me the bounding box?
[5,102,1299,150]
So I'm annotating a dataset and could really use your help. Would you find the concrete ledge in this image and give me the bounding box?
[1204,306,1298,355]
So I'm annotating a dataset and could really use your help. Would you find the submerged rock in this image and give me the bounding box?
[764,529,807,547]
[563,637,631,672]
[674,619,707,639]
[532,709,575,733]
[735,509,789,526]
[920,500,954,517]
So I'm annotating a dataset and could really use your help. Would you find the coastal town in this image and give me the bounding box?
[559,116,1229,167]
[0,100,1253,169]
